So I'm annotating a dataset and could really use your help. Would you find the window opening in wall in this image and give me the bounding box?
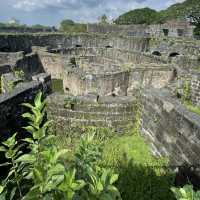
[112,93,116,97]
[105,45,112,48]
[177,29,184,37]
[65,87,70,92]
[152,51,161,56]
[163,29,169,36]
[169,52,180,57]
[75,44,82,48]
[97,95,100,102]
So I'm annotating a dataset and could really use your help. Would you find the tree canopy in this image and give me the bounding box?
[60,19,87,33]
[114,0,200,25]
[114,8,158,25]
[99,14,109,24]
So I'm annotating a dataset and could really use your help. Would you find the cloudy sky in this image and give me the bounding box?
[0,0,185,26]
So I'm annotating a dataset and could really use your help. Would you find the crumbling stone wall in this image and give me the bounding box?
[0,73,51,140]
[141,88,200,166]
[0,33,150,53]
[63,64,173,96]
[0,51,24,64]
[150,37,200,57]
[0,27,56,33]
[128,65,174,95]
[87,21,194,38]
[47,93,135,134]
[15,53,45,80]
[191,72,200,106]
[37,51,67,79]
[0,64,12,76]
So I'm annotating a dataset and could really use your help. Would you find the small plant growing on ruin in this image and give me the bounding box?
[182,80,191,103]
[14,70,25,80]
[171,185,200,200]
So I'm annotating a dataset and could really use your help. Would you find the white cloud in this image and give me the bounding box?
[165,0,185,7]
[11,0,148,21]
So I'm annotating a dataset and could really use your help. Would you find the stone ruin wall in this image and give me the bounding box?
[47,94,136,134]
[0,34,150,53]
[191,72,200,106]
[36,51,67,79]
[141,88,200,166]
[0,33,200,167]
[0,27,56,33]
[0,51,45,79]
[87,22,194,38]
[0,73,51,140]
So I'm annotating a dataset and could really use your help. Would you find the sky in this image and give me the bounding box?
[0,0,185,26]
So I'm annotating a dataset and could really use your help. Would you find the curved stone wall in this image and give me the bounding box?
[47,93,136,133]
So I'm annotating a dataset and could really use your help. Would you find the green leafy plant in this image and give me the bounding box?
[75,132,121,200]
[0,133,24,200]
[75,132,103,176]
[171,185,200,200]
[86,166,121,200]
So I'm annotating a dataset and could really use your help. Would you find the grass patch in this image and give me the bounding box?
[55,127,175,200]
[51,78,64,93]
[101,133,175,200]
[185,102,200,116]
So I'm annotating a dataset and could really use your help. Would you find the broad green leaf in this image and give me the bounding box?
[21,103,35,110]
[54,149,68,162]
[23,126,35,134]
[0,186,4,194]
[0,146,6,152]
[109,174,118,184]
[16,154,36,164]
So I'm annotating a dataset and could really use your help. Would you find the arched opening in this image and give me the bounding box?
[65,87,70,92]
[163,29,169,36]
[152,51,161,56]
[173,68,178,79]
[75,44,82,48]
[169,52,180,58]
[96,95,100,102]
[105,45,113,48]
[112,93,116,97]
[71,103,75,110]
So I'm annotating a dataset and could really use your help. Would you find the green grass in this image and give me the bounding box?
[185,101,200,116]
[101,133,175,200]
[55,127,175,200]
[102,133,168,167]
[51,79,64,93]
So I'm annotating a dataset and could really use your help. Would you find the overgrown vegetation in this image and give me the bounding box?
[180,79,200,116]
[114,0,200,29]
[0,92,199,199]
[60,20,87,33]
[0,92,121,200]
[52,79,64,93]
[171,185,200,200]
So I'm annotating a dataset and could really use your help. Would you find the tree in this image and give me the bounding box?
[99,14,109,24]
[114,8,158,25]
[60,19,75,31]
[188,6,200,26]
[59,19,87,33]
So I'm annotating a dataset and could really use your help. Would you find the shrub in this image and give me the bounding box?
[0,92,121,200]
[171,185,200,200]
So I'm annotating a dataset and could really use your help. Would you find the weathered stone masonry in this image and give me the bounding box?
[0,73,51,139]
[141,88,200,166]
